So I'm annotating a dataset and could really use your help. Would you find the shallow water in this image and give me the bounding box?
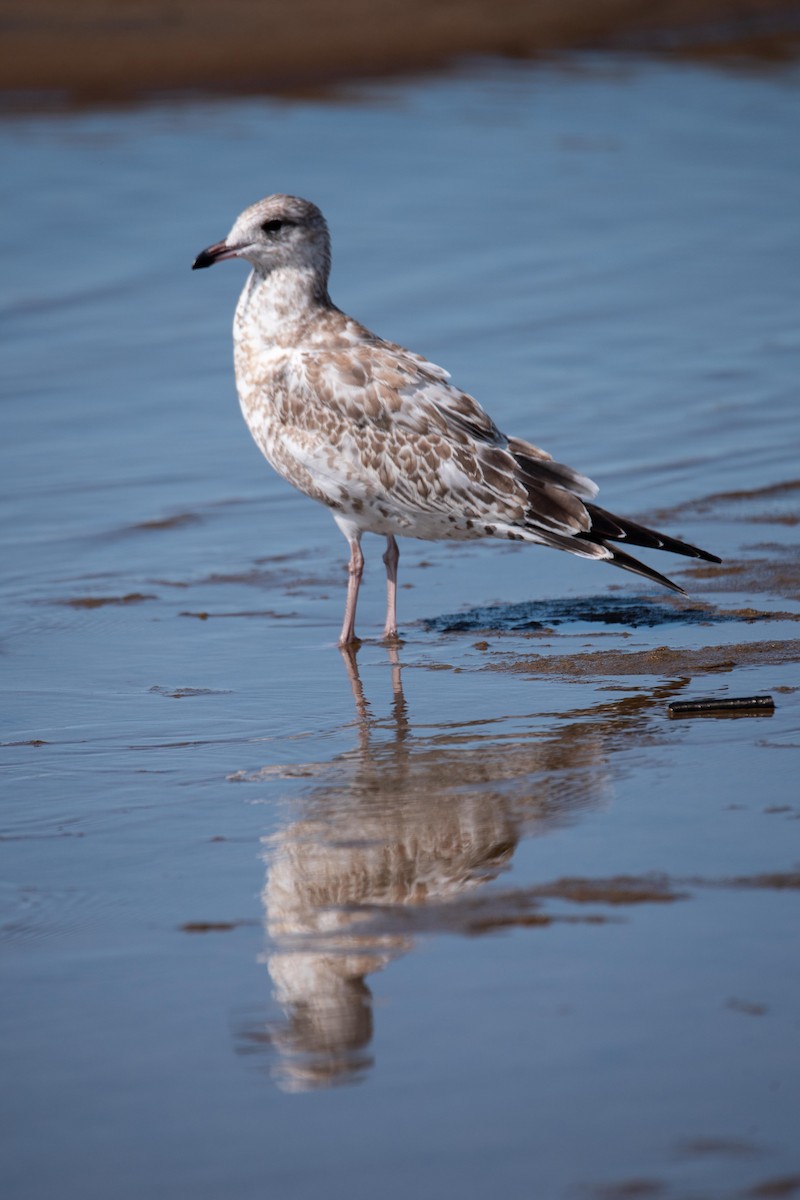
[2,57,799,1200]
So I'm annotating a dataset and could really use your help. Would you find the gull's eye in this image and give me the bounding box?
[261,218,291,234]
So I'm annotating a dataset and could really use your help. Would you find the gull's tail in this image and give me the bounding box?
[579,502,721,595]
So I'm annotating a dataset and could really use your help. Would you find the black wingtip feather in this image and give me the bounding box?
[605,545,688,595]
[584,503,720,564]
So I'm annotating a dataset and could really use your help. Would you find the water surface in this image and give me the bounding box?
[1,57,799,1200]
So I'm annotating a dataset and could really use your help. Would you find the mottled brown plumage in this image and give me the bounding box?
[193,194,720,645]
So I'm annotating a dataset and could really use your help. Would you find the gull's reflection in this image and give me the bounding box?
[239,646,663,1091]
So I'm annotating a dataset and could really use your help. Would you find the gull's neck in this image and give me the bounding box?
[235,263,333,347]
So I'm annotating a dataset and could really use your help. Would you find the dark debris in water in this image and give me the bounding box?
[180,920,259,933]
[131,512,202,532]
[668,694,775,717]
[425,595,727,634]
[178,609,299,620]
[149,685,232,699]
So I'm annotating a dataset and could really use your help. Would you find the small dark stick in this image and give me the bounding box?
[668,696,775,717]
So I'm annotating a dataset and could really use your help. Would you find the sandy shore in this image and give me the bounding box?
[2,0,799,105]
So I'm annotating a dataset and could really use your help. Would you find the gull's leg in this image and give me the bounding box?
[382,534,400,641]
[339,536,364,647]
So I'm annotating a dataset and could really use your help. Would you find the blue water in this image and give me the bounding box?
[1,57,799,1200]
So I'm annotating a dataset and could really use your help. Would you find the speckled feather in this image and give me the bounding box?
[193,194,720,641]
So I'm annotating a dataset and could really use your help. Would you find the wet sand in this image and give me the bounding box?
[3,0,800,103]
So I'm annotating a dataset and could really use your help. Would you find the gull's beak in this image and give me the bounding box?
[192,240,241,270]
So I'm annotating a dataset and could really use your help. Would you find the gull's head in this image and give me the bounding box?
[192,194,331,283]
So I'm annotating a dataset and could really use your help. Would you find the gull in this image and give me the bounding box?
[193,194,720,646]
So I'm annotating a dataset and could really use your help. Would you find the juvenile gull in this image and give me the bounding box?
[193,194,720,646]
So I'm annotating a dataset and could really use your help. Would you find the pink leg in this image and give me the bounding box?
[382,535,400,641]
[339,537,364,647]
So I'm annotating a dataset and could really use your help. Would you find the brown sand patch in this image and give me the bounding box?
[486,638,800,678]
[682,552,800,602]
[54,592,157,609]
[3,0,799,105]
[532,874,686,904]
[746,1177,800,1199]
[649,478,800,520]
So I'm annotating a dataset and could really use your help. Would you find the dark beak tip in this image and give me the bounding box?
[192,248,215,270]
[192,240,232,271]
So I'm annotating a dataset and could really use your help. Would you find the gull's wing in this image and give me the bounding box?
[267,337,601,546]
